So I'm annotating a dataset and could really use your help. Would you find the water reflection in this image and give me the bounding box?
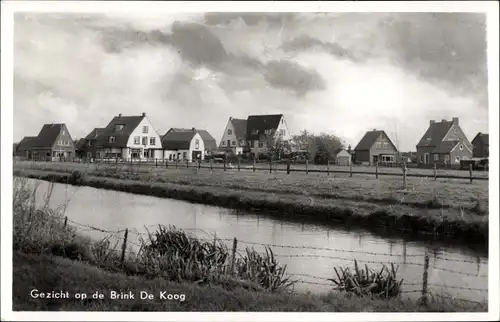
[26,179,488,303]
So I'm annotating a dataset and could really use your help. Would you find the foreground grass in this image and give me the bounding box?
[12,178,488,312]
[13,251,487,312]
[13,167,489,247]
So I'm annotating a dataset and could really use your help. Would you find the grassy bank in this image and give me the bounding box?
[13,167,489,248]
[11,178,488,312]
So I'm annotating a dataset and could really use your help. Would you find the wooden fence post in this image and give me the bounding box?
[176,159,178,169]
[269,159,272,174]
[305,159,309,175]
[198,160,201,169]
[230,237,238,276]
[186,159,189,168]
[402,162,407,190]
[155,158,158,167]
[237,158,240,171]
[420,253,430,307]
[469,164,473,184]
[433,163,437,181]
[63,216,68,228]
[120,228,129,265]
[210,158,213,171]
[286,161,291,175]
[327,161,330,176]
[253,158,256,172]
[349,162,353,177]
[376,161,379,179]
[224,158,227,171]
[165,160,169,168]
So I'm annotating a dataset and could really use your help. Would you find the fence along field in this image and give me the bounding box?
[59,214,488,306]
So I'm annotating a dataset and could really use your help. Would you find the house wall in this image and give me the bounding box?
[443,124,472,150]
[336,156,351,166]
[354,150,370,163]
[125,116,163,159]
[249,115,290,157]
[472,138,488,158]
[449,144,473,164]
[51,125,76,159]
[416,146,435,165]
[219,119,244,151]
[189,133,205,161]
[367,133,397,165]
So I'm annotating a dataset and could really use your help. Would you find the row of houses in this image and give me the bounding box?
[352,117,489,166]
[14,113,489,166]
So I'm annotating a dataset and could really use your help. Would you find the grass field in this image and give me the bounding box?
[11,179,488,312]
[13,159,489,247]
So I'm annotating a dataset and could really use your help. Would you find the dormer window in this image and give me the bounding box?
[228,129,232,135]
[115,124,124,131]
[109,136,116,143]
[251,129,258,135]
[142,126,149,134]
[459,144,464,151]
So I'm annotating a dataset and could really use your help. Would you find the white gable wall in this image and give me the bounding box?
[163,133,205,162]
[125,116,163,159]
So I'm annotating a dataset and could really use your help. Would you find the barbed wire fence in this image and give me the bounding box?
[58,216,488,306]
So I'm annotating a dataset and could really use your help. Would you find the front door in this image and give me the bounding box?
[424,153,430,164]
[192,151,201,161]
[372,155,379,165]
[227,140,231,147]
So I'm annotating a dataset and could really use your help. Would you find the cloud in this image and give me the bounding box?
[13,12,489,153]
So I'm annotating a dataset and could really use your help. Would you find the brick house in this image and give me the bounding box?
[416,117,472,166]
[78,127,106,159]
[219,117,248,155]
[353,130,398,165]
[27,123,76,161]
[94,113,163,160]
[471,132,489,158]
[246,114,291,158]
[14,136,38,159]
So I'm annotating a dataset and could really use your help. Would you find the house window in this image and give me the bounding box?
[433,154,439,161]
[376,142,382,149]
[221,141,226,146]
[88,140,92,147]
[134,136,140,144]
[62,130,65,135]
[251,141,255,148]
[142,137,147,145]
[459,144,463,151]
[142,126,149,134]
[228,129,232,135]
[444,155,450,163]
[455,156,460,163]
[258,141,264,148]
[150,137,156,145]
[232,141,236,146]
[240,140,244,146]
[109,136,116,143]
[279,129,286,136]
[115,124,124,131]
[144,150,150,158]
[383,142,389,148]
[251,129,258,135]
[183,152,187,159]
[195,139,199,149]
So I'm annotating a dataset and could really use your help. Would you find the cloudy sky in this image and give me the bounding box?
[13,12,489,151]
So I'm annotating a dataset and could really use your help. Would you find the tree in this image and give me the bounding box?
[265,131,291,160]
[291,130,344,164]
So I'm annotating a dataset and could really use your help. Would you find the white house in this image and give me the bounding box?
[94,113,163,160]
[246,114,291,157]
[335,149,352,166]
[161,129,205,161]
[219,117,248,155]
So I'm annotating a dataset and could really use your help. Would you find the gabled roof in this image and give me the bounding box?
[161,130,197,150]
[417,121,453,148]
[17,136,38,151]
[75,138,86,151]
[84,128,106,140]
[246,114,283,141]
[354,130,396,151]
[31,124,66,148]
[94,115,145,148]
[431,140,460,154]
[167,128,217,151]
[472,132,489,146]
[230,118,247,140]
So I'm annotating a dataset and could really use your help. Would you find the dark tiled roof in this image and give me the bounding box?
[472,132,489,145]
[75,138,86,151]
[230,118,247,140]
[432,140,460,154]
[84,128,106,140]
[31,124,65,148]
[161,130,197,150]
[354,130,383,151]
[246,114,283,141]
[94,116,145,148]
[417,121,453,148]
[17,136,38,151]
[167,128,217,151]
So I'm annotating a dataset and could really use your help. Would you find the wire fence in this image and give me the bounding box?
[55,215,488,305]
[15,158,489,185]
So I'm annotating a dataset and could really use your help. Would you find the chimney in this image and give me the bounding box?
[372,129,377,131]
[441,119,447,123]
[191,127,195,131]
[229,117,232,120]
[452,117,459,125]
[142,112,146,117]
[118,113,122,117]
[429,120,435,125]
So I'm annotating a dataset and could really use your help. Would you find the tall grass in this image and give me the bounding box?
[12,178,294,292]
[329,260,404,299]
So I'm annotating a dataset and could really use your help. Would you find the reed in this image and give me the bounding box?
[329,260,404,299]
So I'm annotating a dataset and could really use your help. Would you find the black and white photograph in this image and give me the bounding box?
[1,1,498,321]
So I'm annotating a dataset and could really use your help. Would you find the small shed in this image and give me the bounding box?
[336,149,352,166]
